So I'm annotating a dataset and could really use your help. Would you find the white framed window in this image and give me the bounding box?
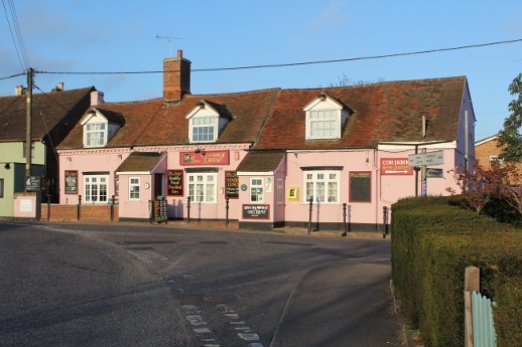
[129,177,140,200]
[188,172,217,203]
[84,122,107,147]
[276,178,284,204]
[307,110,339,140]
[190,116,218,143]
[250,178,264,203]
[304,170,339,203]
[84,174,109,203]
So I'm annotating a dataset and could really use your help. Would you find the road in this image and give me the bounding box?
[0,221,401,346]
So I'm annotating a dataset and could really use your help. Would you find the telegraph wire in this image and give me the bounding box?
[0,72,25,81]
[2,0,30,69]
[33,38,522,76]
[7,0,30,67]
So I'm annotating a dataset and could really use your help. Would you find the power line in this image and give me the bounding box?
[2,0,29,69]
[33,38,522,76]
[0,72,25,81]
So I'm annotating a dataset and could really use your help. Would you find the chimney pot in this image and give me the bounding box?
[177,49,183,58]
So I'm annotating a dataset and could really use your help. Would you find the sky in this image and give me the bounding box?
[1,0,521,140]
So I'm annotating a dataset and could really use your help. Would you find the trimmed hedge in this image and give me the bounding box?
[391,196,522,347]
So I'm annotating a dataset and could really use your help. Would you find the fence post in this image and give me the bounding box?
[77,195,82,221]
[47,192,51,222]
[383,206,389,239]
[342,203,347,237]
[110,195,115,222]
[187,196,191,224]
[225,197,230,228]
[307,196,313,235]
[464,266,480,347]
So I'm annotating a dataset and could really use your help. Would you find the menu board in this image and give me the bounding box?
[225,171,239,199]
[64,170,78,194]
[167,170,183,196]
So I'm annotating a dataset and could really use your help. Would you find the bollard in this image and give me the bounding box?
[342,203,347,237]
[110,195,115,222]
[187,196,191,224]
[347,204,352,232]
[383,206,389,239]
[307,196,313,235]
[225,197,230,228]
[77,195,82,221]
[47,193,51,222]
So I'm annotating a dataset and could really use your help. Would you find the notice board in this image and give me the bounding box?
[350,171,371,202]
[225,171,239,199]
[167,170,183,196]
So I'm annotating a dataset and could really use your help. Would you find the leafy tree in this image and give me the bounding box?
[497,73,522,162]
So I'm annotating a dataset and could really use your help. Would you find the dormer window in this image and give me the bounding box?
[191,115,218,142]
[85,122,107,147]
[187,100,232,143]
[80,108,125,148]
[303,93,350,141]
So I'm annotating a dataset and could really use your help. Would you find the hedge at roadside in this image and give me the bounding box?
[391,196,522,347]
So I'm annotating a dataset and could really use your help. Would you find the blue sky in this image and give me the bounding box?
[1,0,521,140]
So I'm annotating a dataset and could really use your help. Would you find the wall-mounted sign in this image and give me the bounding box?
[350,171,371,202]
[25,176,41,192]
[225,171,239,199]
[180,150,230,166]
[64,171,78,194]
[288,187,299,201]
[242,204,270,220]
[167,170,184,196]
[380,158,413,175]
[241,184,248,191]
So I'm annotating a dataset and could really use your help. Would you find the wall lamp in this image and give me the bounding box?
[4,163,10,170]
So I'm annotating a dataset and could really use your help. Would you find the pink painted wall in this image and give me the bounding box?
[59,149,132,205]
[118,174,153,219]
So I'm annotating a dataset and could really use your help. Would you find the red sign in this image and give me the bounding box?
[380,158,413,175]
[180,150,230,166]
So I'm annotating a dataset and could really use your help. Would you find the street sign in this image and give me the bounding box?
[380,158,414,175]
[25,176,41,192]
[408,150,444,167]
[426,168,444,178]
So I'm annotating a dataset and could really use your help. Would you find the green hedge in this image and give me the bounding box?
[391,196,522,347]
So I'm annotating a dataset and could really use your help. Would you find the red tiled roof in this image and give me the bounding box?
[236,151,285,172]
[58,89,280,149]
[255,76,467,150]
[0,87,94,142]
[116,152,163,173]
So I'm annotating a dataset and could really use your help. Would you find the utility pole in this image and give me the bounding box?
[25,67,33,183]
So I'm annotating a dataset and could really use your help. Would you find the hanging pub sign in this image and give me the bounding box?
[167,170,184,196]
[64,170,78,194]
[242,204,270,220]
[225,171,239,199]
[180,150,230,166]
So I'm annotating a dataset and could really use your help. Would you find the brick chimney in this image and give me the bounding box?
[163,49,191,102]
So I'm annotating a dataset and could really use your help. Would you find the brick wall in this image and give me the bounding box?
[41,204,119,223]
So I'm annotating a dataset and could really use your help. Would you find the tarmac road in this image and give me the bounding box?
[0,221,401,346]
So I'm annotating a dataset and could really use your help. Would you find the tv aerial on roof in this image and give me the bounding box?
[156,33,183,56]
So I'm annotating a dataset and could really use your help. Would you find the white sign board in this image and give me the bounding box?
[408,150,444,167]
[20,199,33,212]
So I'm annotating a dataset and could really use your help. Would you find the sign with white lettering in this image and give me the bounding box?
[180,150,230,166]
[242,204,270,220]
[408,150,444,167]
[380,158,413,175]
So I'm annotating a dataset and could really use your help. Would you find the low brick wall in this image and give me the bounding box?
[41,204,119,223]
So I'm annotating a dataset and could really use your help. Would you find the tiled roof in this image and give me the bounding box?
[236,151,285,172]
[116,152,163,173]
[256,76,467,150]
[0,87,94,142]
[58,88,280,149]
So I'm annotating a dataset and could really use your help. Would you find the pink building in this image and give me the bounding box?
[56,50,475,231]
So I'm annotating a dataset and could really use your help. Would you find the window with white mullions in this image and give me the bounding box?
[129,177,140,200]
[84,174,108,203]
[309,110,337,139]
[85,123,107,147]
[191,116,217,142]
[188,173,216,203]
[250,178,264,203]
[304,170,339,203]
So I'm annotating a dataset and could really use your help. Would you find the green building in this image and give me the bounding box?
[0,85,95,219]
